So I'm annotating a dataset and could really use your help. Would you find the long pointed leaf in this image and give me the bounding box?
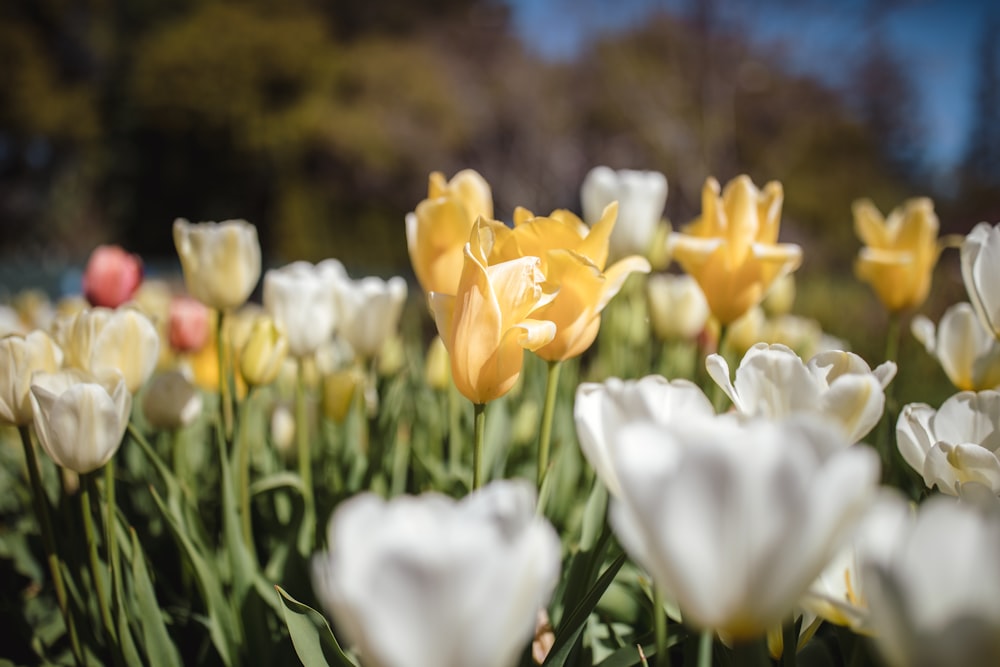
[275,585,357,667]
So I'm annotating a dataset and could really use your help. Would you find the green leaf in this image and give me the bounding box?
[543,551,628,667]
[129,528,182,667]
[275,585,357,667]
[150,487,236,667]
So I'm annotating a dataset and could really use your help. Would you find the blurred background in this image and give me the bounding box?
[0,0,997,294]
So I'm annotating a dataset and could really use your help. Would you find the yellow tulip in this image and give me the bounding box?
[486,203,650,361]
[430,221,556,404]
[670,175,802,325]
[239,315,289,388]
[406,169,494,297]
[853,197,940,312]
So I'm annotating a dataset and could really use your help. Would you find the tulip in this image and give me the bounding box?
[912,302,1000,391]
[896,390,1000,495]
[707,343,897,444]
[853,197,941,312]
[14,289,55,332]
[168,296,211,352]
[53,307,160,394]
[311,480,561,667]
[574,375,715,496]
[802,489,912,633]
[487,204,650,362]
[862,496,1000,667]
[761,273,796,316]
[424,336,450,391]
[0,331,64,426]
[406,169,494,297]
[961,221,1000,338]
[81,244,143,308]
[321,368,363,424]
[239,315,289,388]
[608,413,879,639]
[581,166,668,261]
[30,369,132,474]
[142,370,202,430]
[337,274,408,360]
[173,218,262,310]
[263,260,344,358]
[646,273,710,342]
[429,221,556,404]
[670,175,802,325]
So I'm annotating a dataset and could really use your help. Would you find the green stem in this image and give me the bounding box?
[878,313,902,483]
[18,426,83,666]
[448,381,463,471]
[239,387,255,550]
[82,472,116,649]
[711,322,731,413]
[216,309,234,444]
[781,616,799,667]
[296,361,315,554]
[472,402,486,491]
[653,586,670,667]
[697,629,713,667]
[104,456,120,602]
[730,637,767,667]
[537,360,562,490]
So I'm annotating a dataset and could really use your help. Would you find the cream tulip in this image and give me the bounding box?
[239,315,289,387]
[645,273,710,342]
[912,302,1000,391]
[173,218,262,310]
[581,166,668,260]
[707,343,897,444]
[961,222,1000,339]
[263,260,344,358]
[142,370,202,430]
[53,307,160,394]
[311,480,561,667]
[0,331,64,426]
[336,274,408,360]
[896,390,1000,495]
[30,369,132,474]
[862,496,1000,667]
[608,414,879,639]
[574,375,715,496]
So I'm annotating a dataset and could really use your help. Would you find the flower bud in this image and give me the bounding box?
[0,331,64,426]
[321,368,362,424]
[173,219,261,310]
[82,245,143,308]
[168,296,210,352]
[239,316,288,388]
[142,371,202,430]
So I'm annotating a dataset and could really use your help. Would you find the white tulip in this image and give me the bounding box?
[645,273,710,342]
[961,222,1000,339]
[30,369,132,474]
[0,331,64,426]
[574,375,714,496]
[142,370,202,430]
[608,413,879,639]
[863,496,1000,667]
[336,274,408,360]
[263,260,345,358]
[581,166,668,261]
[52,307,160,394]
[912,302,1000,391]
[707,342,897,444]
[311,480,560,667]
[173,219,262,311]
[802,490,912,633]
[897,390,1000,495]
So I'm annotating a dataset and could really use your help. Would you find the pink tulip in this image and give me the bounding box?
[82,245,144,308]
[168,296,210,352]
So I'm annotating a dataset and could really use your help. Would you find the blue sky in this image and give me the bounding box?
[505,0,995,172]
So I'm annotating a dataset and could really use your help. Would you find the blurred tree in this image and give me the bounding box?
[957,12,1000,226]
